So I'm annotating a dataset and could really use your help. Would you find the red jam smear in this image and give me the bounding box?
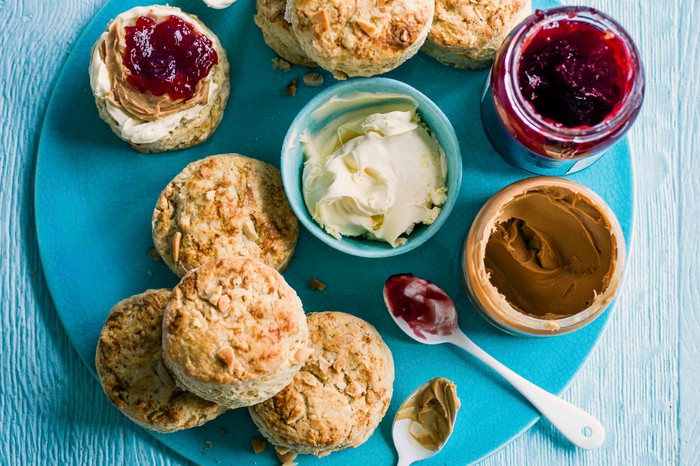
[124,15,218,101]
[518,19,632,128]
[383,274,457,339]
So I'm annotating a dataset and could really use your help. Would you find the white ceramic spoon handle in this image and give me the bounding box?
[450,330,605,450]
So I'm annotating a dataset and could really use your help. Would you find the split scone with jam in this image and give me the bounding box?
[89,5,230,152]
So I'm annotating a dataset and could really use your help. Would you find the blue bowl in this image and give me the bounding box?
[281,77,463,258]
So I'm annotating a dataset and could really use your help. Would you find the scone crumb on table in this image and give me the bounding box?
[251,437,268,454]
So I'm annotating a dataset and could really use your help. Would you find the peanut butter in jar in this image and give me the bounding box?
[463,177,626,336]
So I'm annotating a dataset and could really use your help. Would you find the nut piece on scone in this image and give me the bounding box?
[88,5,230,153]
[422,0,532,69]
[288,0,435,79]
[162,258,311,409]
[152,154,299,277]
[249,311,395,457]
[95,289,226,433]
[254,0,317,67]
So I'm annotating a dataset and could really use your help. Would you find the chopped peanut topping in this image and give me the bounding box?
[294,346,313,363]
[356,18,377,37]
[242,220,259,240]
[311,9,330,32]
[216,345,235,367]
[345,380,363,397]
[332,357,346,373]
[217,294,231,312]
[300,371,320,387]
[172,232,182,263]
[208,285,223,306]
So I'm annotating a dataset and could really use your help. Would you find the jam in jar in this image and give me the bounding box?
[481,7,644,175]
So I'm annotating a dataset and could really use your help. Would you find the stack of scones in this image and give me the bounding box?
[95,154,395,459]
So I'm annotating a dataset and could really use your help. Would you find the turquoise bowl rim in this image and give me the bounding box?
[281,77,463,258]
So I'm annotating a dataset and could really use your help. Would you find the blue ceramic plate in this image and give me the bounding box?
[35,0,633,465]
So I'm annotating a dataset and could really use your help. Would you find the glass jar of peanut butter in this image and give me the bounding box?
[462,177,626,336]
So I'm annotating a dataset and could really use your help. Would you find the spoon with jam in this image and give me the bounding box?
[384,273,605,451]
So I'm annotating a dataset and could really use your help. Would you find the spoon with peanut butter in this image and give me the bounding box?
[393,377,460,466]
[384,274,605,453]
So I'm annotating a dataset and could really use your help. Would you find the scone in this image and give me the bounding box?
[422,0,531,69]
[152,154,299,277]
[95,289,226,433]
[288,0,435,79]
[89,5,230,152]
[249,311,394,456]
[162,258,310,409]
[254,0,317,67]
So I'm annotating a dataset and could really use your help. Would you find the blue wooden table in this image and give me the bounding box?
[1,0,695,464]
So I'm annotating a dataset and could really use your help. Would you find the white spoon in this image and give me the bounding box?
[392,379,458,466]
[383,273,605,452]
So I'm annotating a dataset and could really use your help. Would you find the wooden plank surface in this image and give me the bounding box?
[0,0,692,464]
[678,0,700,464]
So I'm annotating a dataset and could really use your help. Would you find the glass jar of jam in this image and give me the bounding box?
[481,7,645,175]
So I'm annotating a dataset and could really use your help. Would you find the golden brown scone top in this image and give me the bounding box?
[290,0,434,74]
[429,0,529,53]
[162,258,309,385]
[152,154,299,277]
[252,311,394,452]
[254,0,317,66]
[95,289,225,433]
